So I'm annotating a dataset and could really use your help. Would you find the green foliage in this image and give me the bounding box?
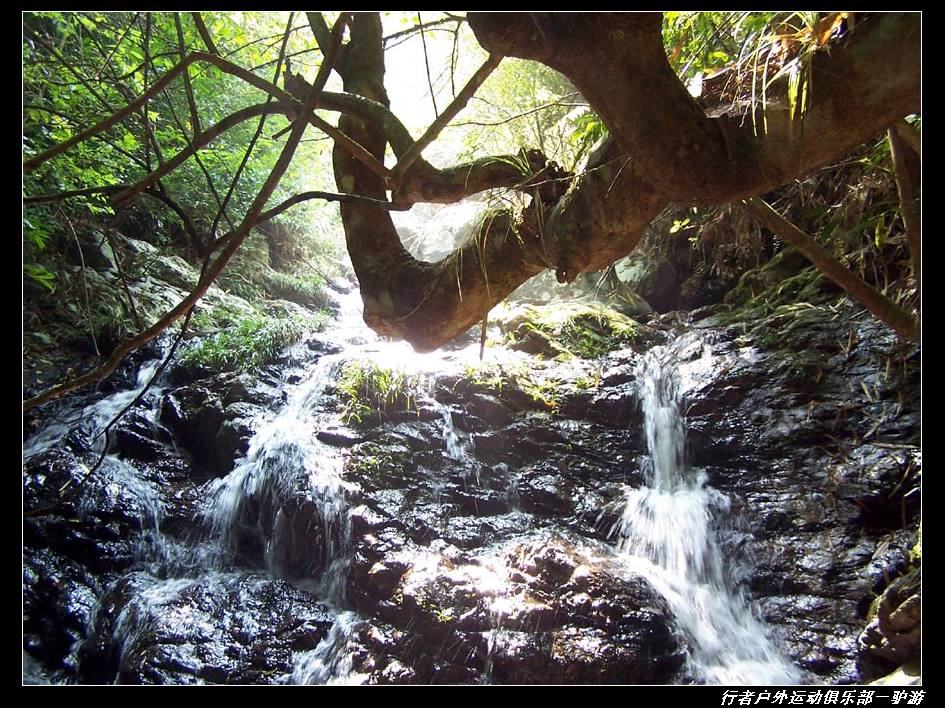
[567,108,608,166]
[24,263,57,293]
[336,361,421,427]
[23,11,345,306]
[182,309,324,371]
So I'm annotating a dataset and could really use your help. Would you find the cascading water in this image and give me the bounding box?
[204,353,350,585]
[616,333,800,684]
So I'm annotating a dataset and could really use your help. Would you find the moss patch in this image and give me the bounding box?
[494,302,647,360]
[455,360,565,413]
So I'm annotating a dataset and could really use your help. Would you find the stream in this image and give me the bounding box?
[23,273,920,684]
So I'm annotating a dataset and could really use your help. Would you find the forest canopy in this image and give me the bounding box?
[22,12,921,408]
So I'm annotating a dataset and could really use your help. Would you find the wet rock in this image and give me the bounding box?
[66,229,118,271]
[24,450,147,573]
[463,393,514,427]
[672,307,921,682]
[24,547,102,678]
[679,266,733,310]
[160,379,263,477]
[347,536,684,684]
[614,252,680,312]
[78,572,334,684]
[112,426,166,462]
[316,426,363,447]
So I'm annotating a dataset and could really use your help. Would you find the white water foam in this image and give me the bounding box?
[616,334,800,685]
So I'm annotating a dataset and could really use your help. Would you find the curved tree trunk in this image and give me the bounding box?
[331,12,919,350]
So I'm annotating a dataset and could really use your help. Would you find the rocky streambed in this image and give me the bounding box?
[22,296,920,684]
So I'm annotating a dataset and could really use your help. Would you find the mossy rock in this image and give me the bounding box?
[493,302,651,359]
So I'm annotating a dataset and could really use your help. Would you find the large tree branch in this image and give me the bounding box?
[331,12,920,351]
[469,12,921,204]
[331,15,665,349]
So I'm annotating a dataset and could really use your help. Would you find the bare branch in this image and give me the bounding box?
[211,12,296,240]
[25,185,127,204]
[174,13,202,137]
[390,53,503,184]
[93,13,139,79]
[25,50,392,184]
[382,15,464,46]
[103,227,143,331]
[209,190,407,252]
[417,13,439,118]
[61,210,100,356]
[450,94,582,128]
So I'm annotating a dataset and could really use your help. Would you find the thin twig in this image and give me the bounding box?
[450,25,459,98]
[25,185,127,204]
[382,14,463,46]
[142,13,154,170]
[418,13,439,118]
[450,95,582,128]
[174,13,202,137]
[28,33,115,115]
[103,227,143,331]
[210,190,407,251]
[61,211,100,356]
[390,53,503,184]
[211,12,296,241]
[94,13,139,79]
[112,103,275,206]
[161,85,235,236]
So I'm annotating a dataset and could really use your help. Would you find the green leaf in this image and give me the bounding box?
[25,263,57,292]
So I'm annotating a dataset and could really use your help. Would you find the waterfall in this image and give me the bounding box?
[203,353,350,590]
[616,333,800,685]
